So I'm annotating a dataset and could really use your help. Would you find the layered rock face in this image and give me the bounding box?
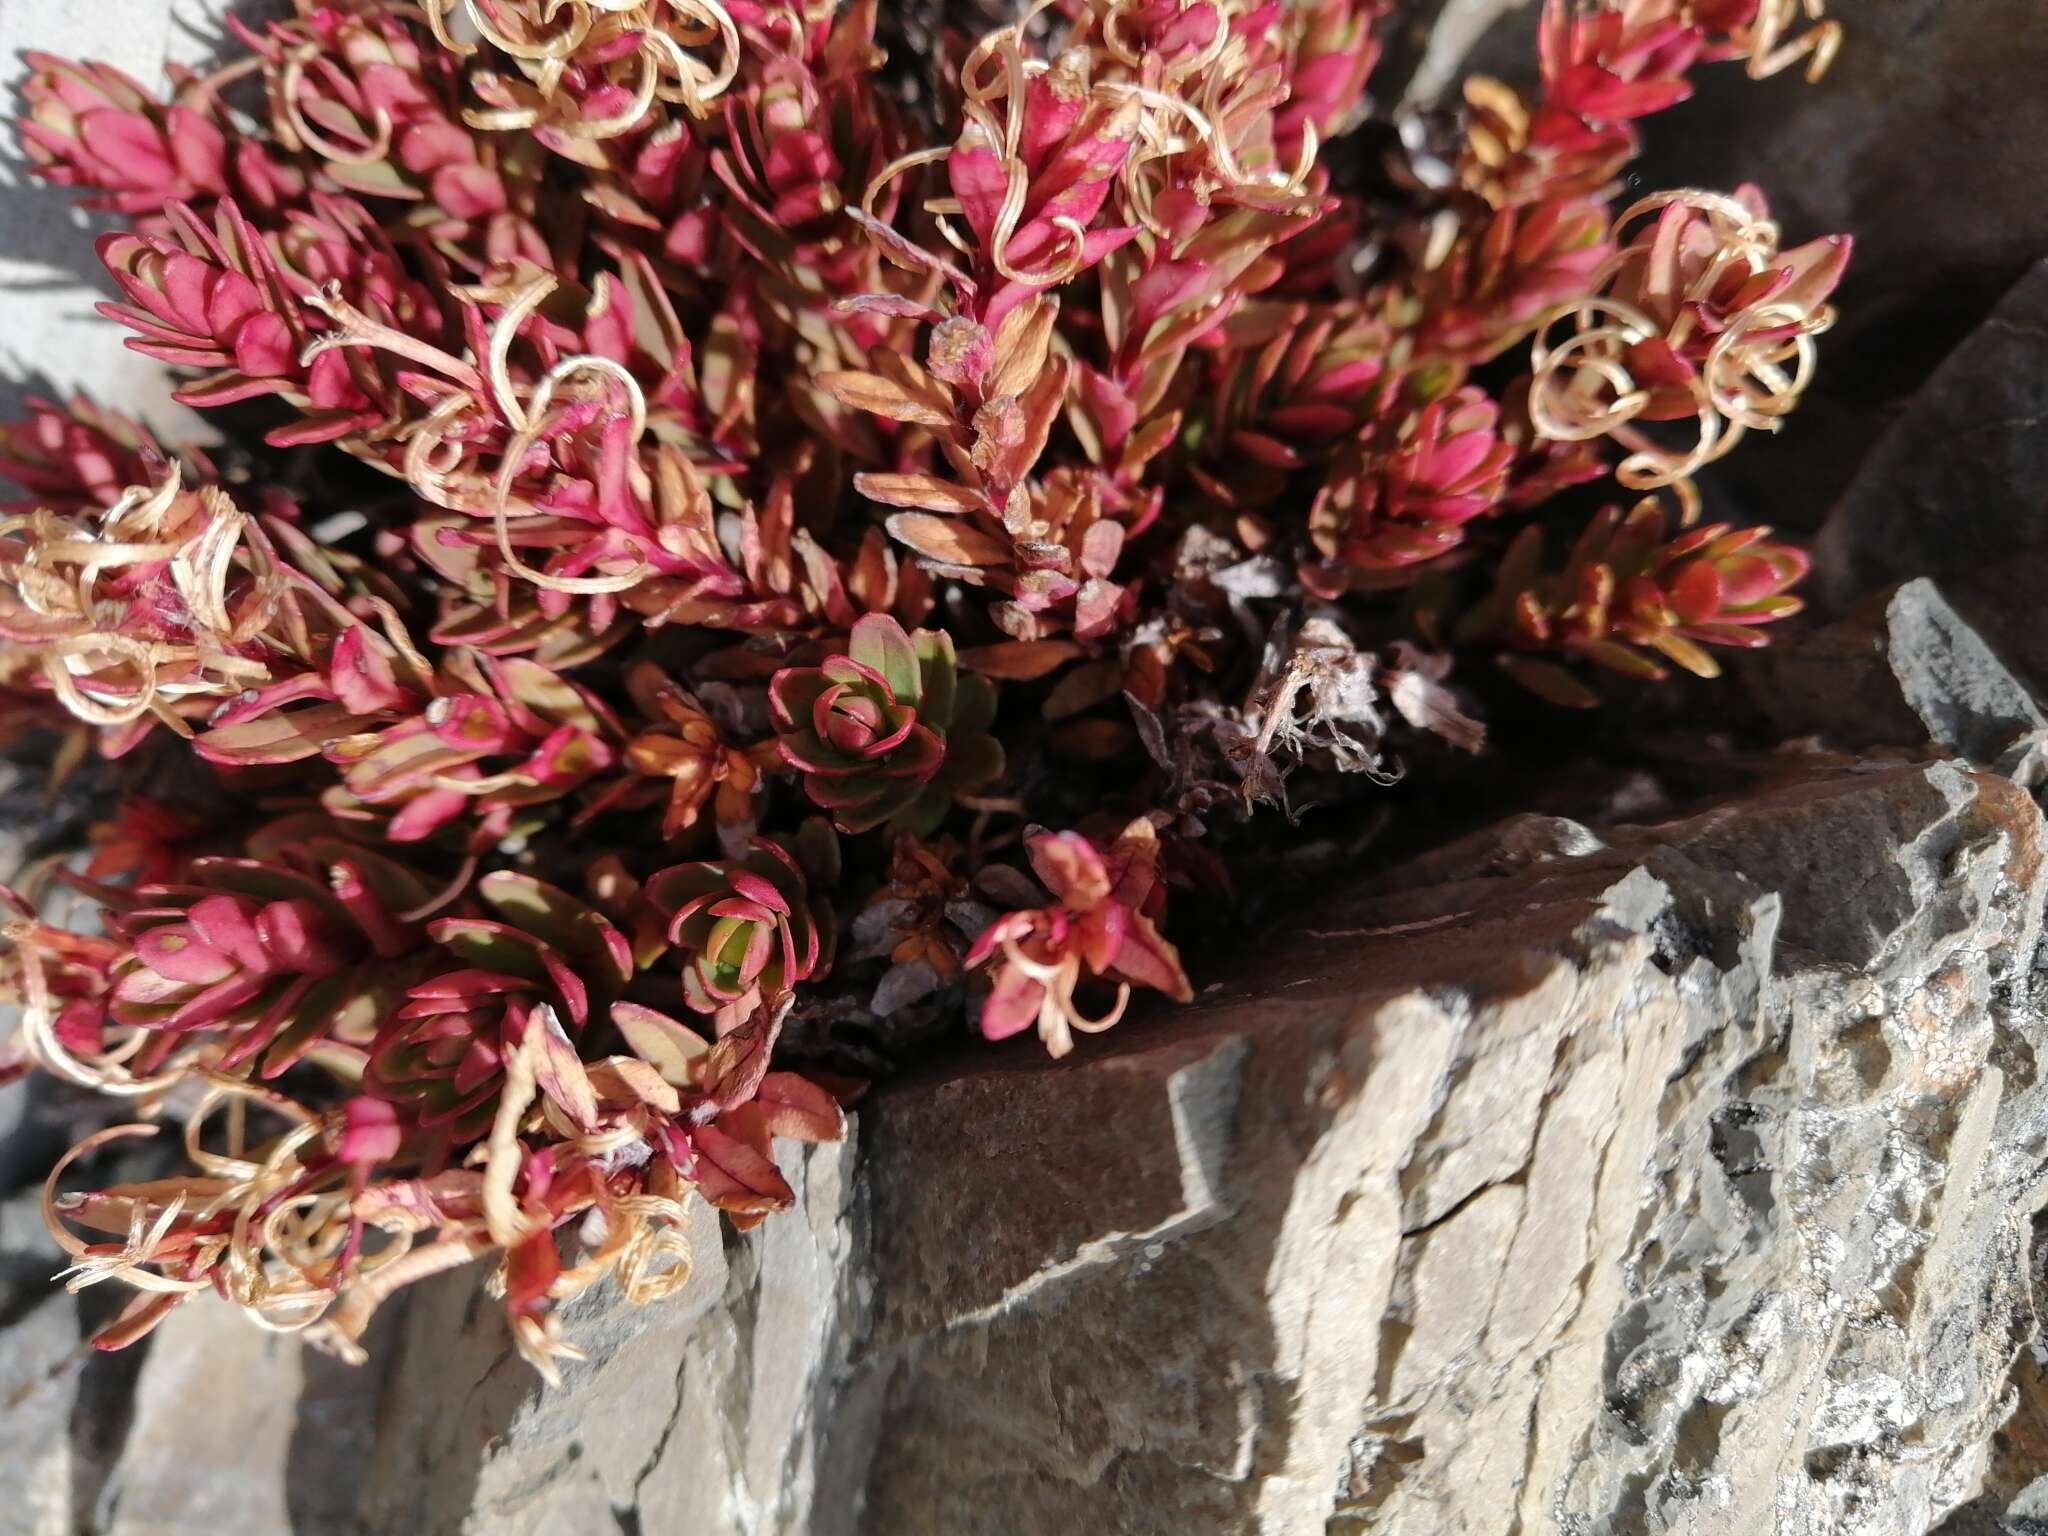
[10,737,2048,1535]
[842,762,2048,1536]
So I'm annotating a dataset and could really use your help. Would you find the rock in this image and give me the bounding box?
[828,762,2048,1534]
[21,758,2031,1535]
[103,1302,327,1536]
[0,1184,396,1536]
[1749,578,2043,765]
[1373,0,1534,106]
[0,1189,96,1536]
[355,1137,862,1536]
[1813,261,2048,685]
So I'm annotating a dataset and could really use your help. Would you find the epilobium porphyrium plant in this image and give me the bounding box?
[0,0,1844,1376]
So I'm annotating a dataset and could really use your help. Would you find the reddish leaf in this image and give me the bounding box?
[689,1121,794,1214]
[527,1006,600,1132]
[817,371,954,429]
[338,1096,404,1163]
[697,1008,780,1119]
[853,473,984,514]
[755,1072,845,1143]
[958,640,1085,680]
[613,1001,710,1087]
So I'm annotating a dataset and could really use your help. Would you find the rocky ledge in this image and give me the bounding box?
[11,614,2048,1533]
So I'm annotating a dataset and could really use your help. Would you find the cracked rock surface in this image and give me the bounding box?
[835,759,2048,1535]
[11,750,2048,1535]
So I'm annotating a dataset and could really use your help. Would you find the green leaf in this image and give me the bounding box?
[189,857,340,911]
[1645,630,1721,679]
[305,839,436,914]
[790,820,840,892]
[830,776,924,834]
[949,674,998,738]
[893,781,954,838]
[613,1001,710,1087]
[768,668,834,732]
[479,872,632,986]
[849,614,921,704]
[1496,655,1602,709]
[644,862,730,920]
[428,918,547,978]
[912,627,958,731]
[261,963,407,1078]
[1579,638,1669,681]
[942,730,1004,792]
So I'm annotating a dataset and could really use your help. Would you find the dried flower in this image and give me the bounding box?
[850,835,993,1013]
[1529,187,1848,487]
[966,820,1191,1058]
[0,474,290,747]
[611,662,774,844]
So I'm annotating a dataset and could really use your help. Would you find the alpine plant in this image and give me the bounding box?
[0,0,1846,1378]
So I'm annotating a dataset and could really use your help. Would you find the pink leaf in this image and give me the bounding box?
[78,110,173,189]
[755,1072,845,1142]
[527,1005,601,1132]
[689,1120,794,1213]
[338,1096,404,1163]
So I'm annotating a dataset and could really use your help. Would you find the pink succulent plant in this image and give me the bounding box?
[0,0,1849,1379]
